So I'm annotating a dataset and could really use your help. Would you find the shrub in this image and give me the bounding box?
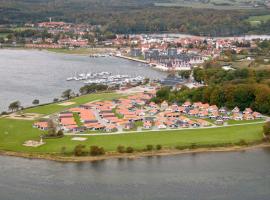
[262,137,270,142]
[90,146,105,156]
[117,145,126,153]
[74,144,87,156]
[156,144,162,150]
[263,121,270,136]
[53,98,59,102]
[190,143,197,149]
[146,145,154,151]
[57,130,64,136]
[236,139,248,146]
[32,99,39,105]
[1,111,7,115]
[60,146,67,155]
[126,146,134,153]
[175,145,188,150]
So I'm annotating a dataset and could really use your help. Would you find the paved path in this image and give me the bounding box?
[65,120,266,137]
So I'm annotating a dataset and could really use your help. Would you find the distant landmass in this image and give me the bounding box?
[0,0,269,36]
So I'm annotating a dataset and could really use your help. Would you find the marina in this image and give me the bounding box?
[0,49,166,112]
[66,71,145,86]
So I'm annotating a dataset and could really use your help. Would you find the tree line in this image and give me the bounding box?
[153,83,270,115]
[193,66,270,85]
[0,0,270,36]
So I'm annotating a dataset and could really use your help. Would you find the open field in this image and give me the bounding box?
[220,60,270,70]
[0,117,264,155]
[23,92,122,115]
[155,0,266,10]
[0,33,9,38]
[247,15,270,26]
[227,119,264,125]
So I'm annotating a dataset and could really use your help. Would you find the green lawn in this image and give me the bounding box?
[0,33,9,38]
[0,118,42,152]
[23,92,122,115]
[0,117,264,155]
[247,15,270,26]
[227,119,264,125]
[155,0,263,10]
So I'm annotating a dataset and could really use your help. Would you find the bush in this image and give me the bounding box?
[60,146,67,155]
[156,144,162,150]
[263,121,270,136]
[236,139,248,146]
[57,130,64,137]
[32,99,39,105]
[90,146,105,156]
[175,145,189,150]
[74,144,87,156]
[146,145,154,151]
[117,145,126,153]
[126,146,134,153]
[190,143,197,149]
[1,111,7,115]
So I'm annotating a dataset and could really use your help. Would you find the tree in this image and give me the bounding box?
[90,146,105,156]
[47,119,57,137]
[179,70,191,79]
[8,101,21,112]
[145,145,153,151]
[154,87,171,103]
[62,89,73,100]
[32,99,39,105]
[156,144,162,150]
[53,98,59,102]
[79,84,108,95]
[74,144,87,156]
[57,130,64,137]
[117,145,126,153]
[126,146,134,153]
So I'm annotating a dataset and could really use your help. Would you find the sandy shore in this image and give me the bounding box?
[1,143,270,163]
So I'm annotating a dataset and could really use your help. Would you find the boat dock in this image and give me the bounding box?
[114,54,149,64]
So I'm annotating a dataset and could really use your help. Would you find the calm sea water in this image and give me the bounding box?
[0,148,270,200]
[0,49,165,112]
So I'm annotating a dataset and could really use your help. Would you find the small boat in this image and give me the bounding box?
[66,77,74,81]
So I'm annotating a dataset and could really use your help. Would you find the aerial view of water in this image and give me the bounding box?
[0,148,270,200]
[0,49,166,112]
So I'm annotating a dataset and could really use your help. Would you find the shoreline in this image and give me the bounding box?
[1,143,270,163]
[114,54,149,64]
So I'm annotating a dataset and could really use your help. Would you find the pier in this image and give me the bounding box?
[114,54,149,64]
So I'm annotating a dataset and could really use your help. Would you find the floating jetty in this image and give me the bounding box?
[114,54,149,64]
[66,71,145,86]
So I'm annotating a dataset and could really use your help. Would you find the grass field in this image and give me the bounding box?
[23,92,122,115]
[155,0,265,10]
[247,15,270,26]
[0,117,264,155]
[227,119,264,125]
[0,33,9,38]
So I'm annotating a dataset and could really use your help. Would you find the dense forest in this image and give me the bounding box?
[0,0,269,36]
[154,69,270,116]
[153,82,270,114]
